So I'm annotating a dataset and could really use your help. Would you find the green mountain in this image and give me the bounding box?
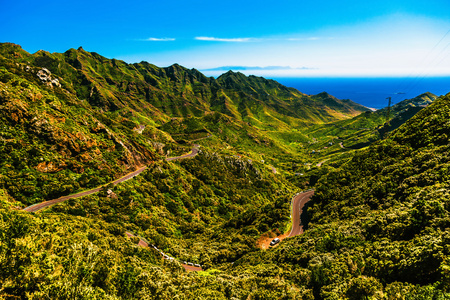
[0,42,369,204]
[214,71,368,127]
[1,42,448,299]
[226,92,450,299]
[303,92,437,154]
[1,43,367,120]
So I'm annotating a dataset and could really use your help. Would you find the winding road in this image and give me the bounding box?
[24,145,200,212]
[23,137,311,271]
[287,190,315,237]
[23,143,204,271]
[259,189,314,249]
[166,144,199,161]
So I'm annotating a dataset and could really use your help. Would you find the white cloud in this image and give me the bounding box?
[195,36,324,43]
[195,36,254,42]
[142,37,176,41]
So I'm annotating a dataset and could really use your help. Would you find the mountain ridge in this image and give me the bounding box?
[0,43,368,123]
[1,42,450,299]
[0,42,370,206]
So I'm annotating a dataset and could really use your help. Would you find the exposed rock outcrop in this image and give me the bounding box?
[36,68,61,88]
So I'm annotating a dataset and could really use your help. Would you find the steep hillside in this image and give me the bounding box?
[2,91,448,299]
[0,42,371,194]
[2,42,447,299]
[231,92,450,298]
[214,72,368,129]
[302,92,437,161]
[0,43,368,123]
[0,62,160,205]
[0,43,304,299]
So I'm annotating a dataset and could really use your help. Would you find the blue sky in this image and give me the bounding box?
[2,0,450,77]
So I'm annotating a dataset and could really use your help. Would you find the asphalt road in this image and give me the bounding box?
[260,190,314,249]
[23,145,200,213]
[23,166,148,213]
[287,190,315,237]
[166,144,199,161]
[24,142,205,271]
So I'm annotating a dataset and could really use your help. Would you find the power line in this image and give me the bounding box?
[391,28,450,104]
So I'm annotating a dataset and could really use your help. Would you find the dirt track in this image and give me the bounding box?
[125,232,202,272]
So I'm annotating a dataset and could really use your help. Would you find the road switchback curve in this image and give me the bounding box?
[287,190,315,237]
[258,190,314,249]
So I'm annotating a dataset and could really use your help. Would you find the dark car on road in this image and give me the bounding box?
[270,238,280,246]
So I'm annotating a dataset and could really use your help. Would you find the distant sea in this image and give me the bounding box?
[272,77,450,109]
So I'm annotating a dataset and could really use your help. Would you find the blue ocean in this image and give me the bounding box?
[272,77,450,109]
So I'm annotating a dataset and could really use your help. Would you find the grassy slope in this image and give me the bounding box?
[296,92,439,174]
[305,92,437,148]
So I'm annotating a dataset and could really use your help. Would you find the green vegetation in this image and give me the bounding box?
[305,92,436,148]
[0,42,448,299]
[266,94,450,298]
